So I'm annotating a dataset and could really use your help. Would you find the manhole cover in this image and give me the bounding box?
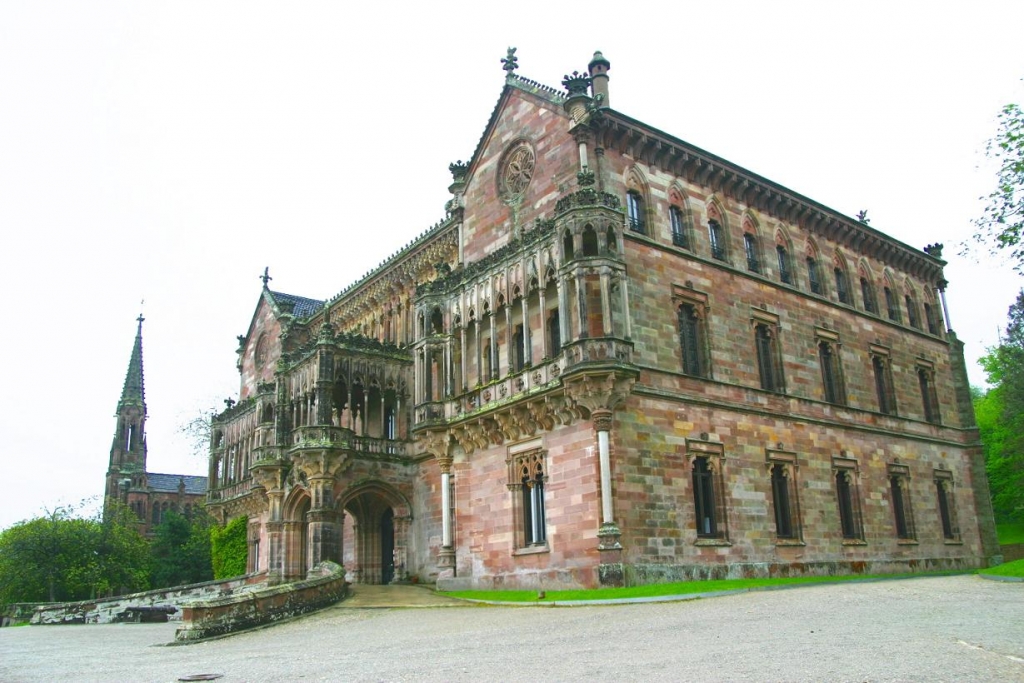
[178,675,223,681]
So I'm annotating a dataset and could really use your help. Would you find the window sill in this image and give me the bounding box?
[841,539,868,546]
[774,539,805,547]
[513,545,550,557]
[943,538,963,546]
[695,538,732,547]
[896,539,919,545]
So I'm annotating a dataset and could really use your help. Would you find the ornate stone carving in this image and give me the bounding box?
[562,372,635,415]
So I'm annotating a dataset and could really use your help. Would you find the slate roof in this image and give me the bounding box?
[148,473,208,495]
[268,290,324,319]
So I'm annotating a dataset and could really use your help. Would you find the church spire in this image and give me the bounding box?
[117,313,147,414]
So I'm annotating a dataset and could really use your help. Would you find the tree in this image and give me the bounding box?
[149,510,214,588]
[972,100,1024,272]
[0,502,150,608]
[975,290,1024,523]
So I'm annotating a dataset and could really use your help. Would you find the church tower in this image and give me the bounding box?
[105,314,148,509]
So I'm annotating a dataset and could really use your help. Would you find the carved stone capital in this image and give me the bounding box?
[562,372,635,415]
[591,408,613,433]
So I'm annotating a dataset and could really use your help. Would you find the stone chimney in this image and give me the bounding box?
[589,51,610,107]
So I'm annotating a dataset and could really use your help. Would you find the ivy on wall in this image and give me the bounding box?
[210,515,248,579]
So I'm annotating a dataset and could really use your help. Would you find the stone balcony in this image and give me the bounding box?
[413,336,634,429]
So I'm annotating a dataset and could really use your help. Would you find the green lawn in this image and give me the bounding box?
[997,521,1024,545]
[980,558,1024,578]
[440,571,967,603]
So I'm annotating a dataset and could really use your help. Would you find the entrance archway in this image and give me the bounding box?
[340,481,411,585]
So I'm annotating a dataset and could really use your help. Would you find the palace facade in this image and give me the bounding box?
[204,50,1000,588]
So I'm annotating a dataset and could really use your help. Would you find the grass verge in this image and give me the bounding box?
[440,570,968,602]
[996,521,1024,545]
[980,558,1024,578]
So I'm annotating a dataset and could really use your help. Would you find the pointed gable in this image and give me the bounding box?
[238,287,324,400]
[460,77,577,263]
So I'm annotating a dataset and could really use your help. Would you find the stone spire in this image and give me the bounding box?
[106,314,149,511]
[117,314,147,414]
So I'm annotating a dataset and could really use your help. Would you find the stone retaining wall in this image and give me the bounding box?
[175,561,347,642]
[1001,543,1024,562]
[29,572,268,625]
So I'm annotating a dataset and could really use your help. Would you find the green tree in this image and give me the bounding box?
[209,515,249,579]
[149,510,214,588]
[976,290,1024,523]
[972,100,1024,271]
[0,502,150,608]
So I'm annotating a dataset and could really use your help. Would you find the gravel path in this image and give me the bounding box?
[2,575,1022,682]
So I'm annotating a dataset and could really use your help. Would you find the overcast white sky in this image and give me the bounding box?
[2,2,1022,530]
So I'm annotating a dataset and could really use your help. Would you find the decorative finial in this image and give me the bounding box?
[137,299,145,328]
[501,47,519,73]
[856,210,870,224]
[924,243,944,258]
[449,160,469,181]
[224,397,236,409]
[260,267,272,288]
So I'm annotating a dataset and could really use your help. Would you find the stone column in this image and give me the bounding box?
[937,280,952,332]
[620,274,633,340]
[538,286,548,360]
[504,305,513,372]
[460,326,468,392]
[592,408,623,585]
[557,278,569,348]
[575,272,587,339]
[265,520,284,585]
[521,295,532,366]
[489,313,498,381]
[600,269,612,336]
[426,433,455,577]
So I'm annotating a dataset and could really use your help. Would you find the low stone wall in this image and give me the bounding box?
[1001,544,1024,562]
[175,561,347,642]
[29,572,268,625]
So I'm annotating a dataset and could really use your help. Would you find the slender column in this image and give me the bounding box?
[600,269,612,336]
[575,272,587,339]
[441,471,452,548]
[538,287,548,359]
[489,313,498,380]
[504,305,513,371]
[591,409,622,551]
[433,445,456,577]
[557,279,569,349]
[937,281,952,332]
[380,392,386,437]
[414,350,422,404]
[620,274,633,340]
[598,429,613,523]
[474,320,482,386]
[521,295,532,365]
[445,337,453,396]
[460,326,468,391]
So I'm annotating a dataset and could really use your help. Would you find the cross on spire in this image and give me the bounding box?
[260,267,272,288]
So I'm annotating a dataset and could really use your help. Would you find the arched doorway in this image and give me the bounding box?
[340,481,411,585]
